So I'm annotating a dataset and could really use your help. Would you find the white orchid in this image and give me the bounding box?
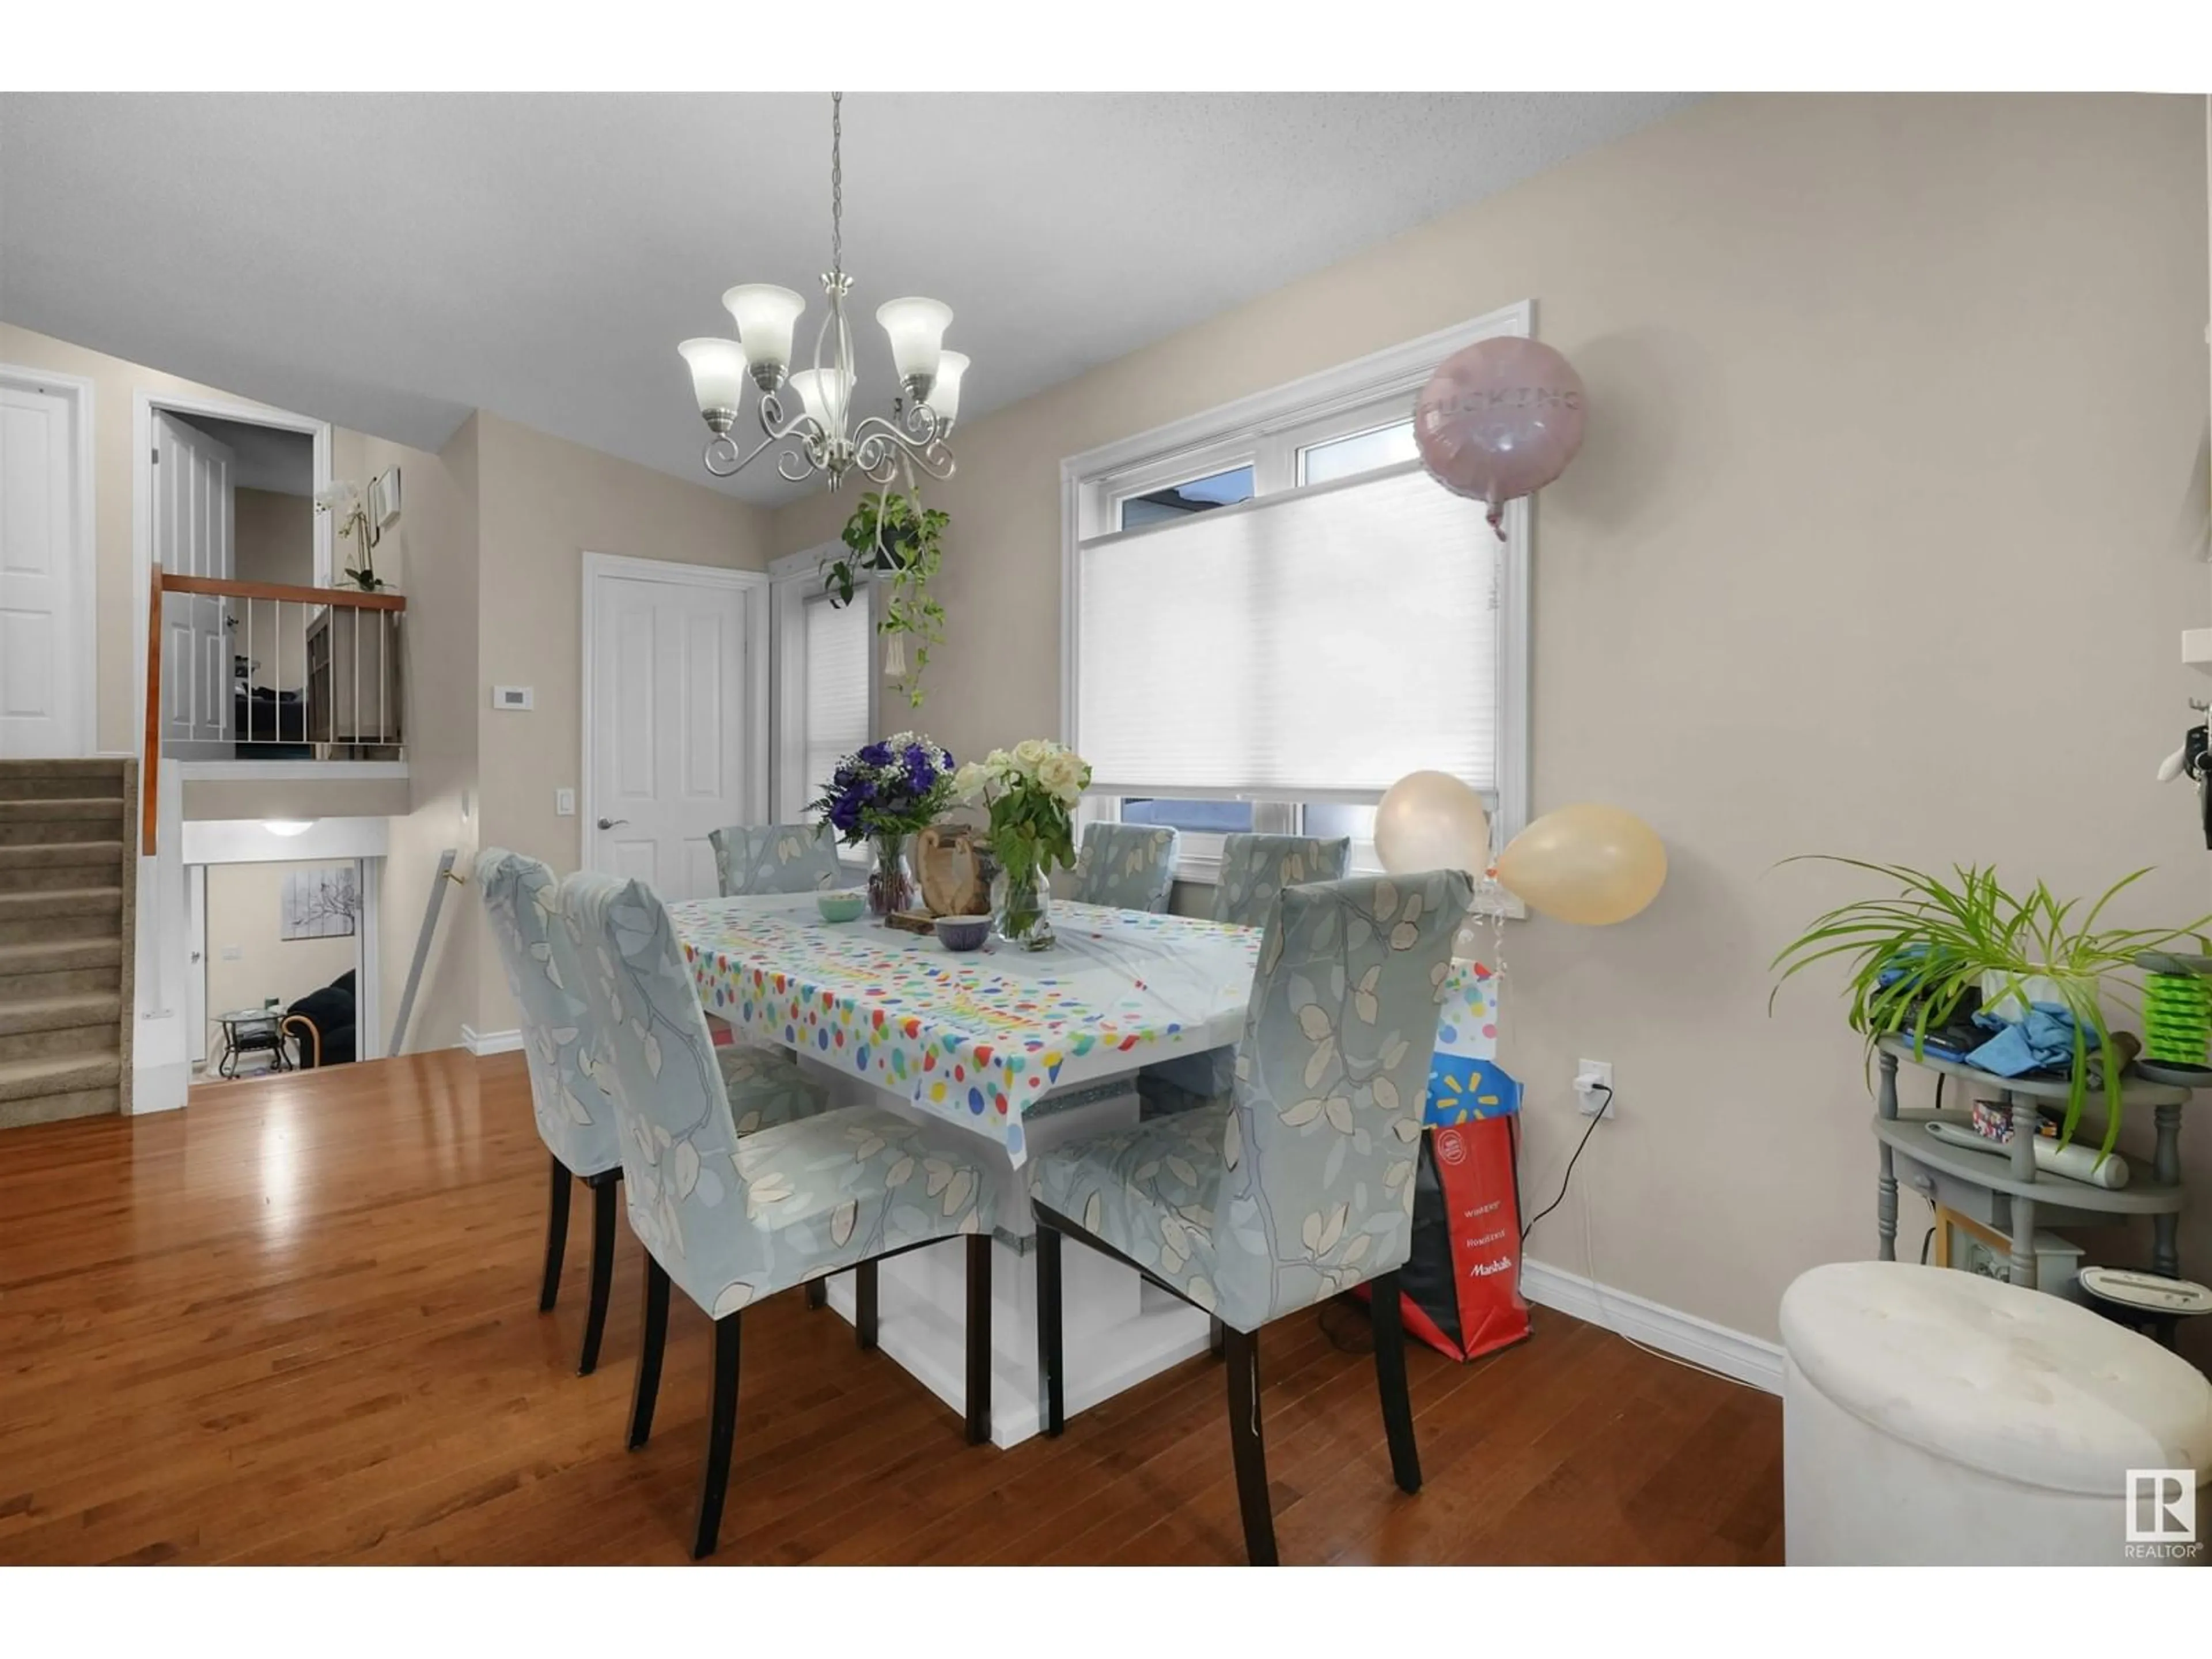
[313,480,362,516]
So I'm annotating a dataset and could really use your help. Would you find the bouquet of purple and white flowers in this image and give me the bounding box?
[806,731,958,845]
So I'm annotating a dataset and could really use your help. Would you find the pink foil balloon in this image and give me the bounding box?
[1414,338,1586,537]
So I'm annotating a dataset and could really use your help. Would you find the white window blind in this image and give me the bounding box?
[801,593,871,802]
[1077,460,1498,800]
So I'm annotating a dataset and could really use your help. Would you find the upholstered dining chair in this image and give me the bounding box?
[1069,821,1180,912]
[1031,869,1471,1565]
[562,870,1002,1559]
[709,821,846,897]
[476,848,831,1377]
[1140,832,1354,1116]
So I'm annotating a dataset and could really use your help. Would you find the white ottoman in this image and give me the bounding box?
[1782,1262,2212,1565]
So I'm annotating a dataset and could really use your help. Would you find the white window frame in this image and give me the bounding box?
[770,542,880,864]
[1059,300,1534,887]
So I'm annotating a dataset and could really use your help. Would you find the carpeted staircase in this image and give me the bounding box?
[0,759,136,1128]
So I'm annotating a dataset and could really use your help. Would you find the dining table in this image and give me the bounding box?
[668,891,1266,1445]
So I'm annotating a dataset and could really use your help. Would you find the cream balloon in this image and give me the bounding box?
[1496,803,1666,926]
[1373,770,1492,876]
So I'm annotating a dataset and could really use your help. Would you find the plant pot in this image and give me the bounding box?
[1979,968,2069,1024]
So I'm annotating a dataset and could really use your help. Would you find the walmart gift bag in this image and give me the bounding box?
[1363,964,1531,1362]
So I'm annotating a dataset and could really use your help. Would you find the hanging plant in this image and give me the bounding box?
[825,489,946,709]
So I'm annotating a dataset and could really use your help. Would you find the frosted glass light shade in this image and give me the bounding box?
[787,367,856,431]
[929,351,969,428]
[721,284,806,372]
[875,297,953,385]
[678,338,748,414]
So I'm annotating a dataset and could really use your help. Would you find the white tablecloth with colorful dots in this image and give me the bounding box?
[669,894,1263,1165]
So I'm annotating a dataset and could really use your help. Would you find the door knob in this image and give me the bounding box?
[597,817,629,830]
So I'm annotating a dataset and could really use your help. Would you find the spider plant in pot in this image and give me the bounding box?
[823,489,946,710]
[1770,859,2212,1158]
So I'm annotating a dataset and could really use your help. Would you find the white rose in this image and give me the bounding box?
[985,748,1012,770]
[1036,750,1084,802]
[952,761,991,801]
[1010,738,1050,777]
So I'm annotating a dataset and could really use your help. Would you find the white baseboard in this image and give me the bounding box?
[460,1025,524,1057]
[129,1056,189,1115]
[1521,1257,1783,1393]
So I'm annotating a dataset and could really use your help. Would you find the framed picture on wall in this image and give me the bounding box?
[280,865,359,941]
[366,467,402,543]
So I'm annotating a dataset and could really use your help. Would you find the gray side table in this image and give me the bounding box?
[1873,1039,2190,1290]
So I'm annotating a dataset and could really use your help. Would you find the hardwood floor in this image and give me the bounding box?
[0,1050,1783,1565]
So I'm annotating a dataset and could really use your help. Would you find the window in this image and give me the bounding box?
[772,547,878,824]
[1299,420,1416,486]
[1061,304,1531,882]
[801,592,871,806]
[1120,797,1255,836]
[1118,464,1255,529]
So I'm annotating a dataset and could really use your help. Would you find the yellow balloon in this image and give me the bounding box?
[1497,803,1666,925]
[1374,770,1492,877]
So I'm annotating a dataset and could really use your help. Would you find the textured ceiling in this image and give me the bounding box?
[0,92,1701,503]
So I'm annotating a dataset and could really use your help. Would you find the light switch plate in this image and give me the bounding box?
[555,789,575,817]
[221,945,243,961]
[492,685,534,710]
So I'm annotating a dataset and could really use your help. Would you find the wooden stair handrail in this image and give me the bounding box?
[142,561,164,855]
[160,574,407,611]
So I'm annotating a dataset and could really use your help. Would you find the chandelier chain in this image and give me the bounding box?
[830,90,843,277]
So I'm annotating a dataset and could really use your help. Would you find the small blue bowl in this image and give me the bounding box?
[816,890,866,923]
[934,914,992,953]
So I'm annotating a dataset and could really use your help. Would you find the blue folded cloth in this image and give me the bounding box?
[1966,1003,2097,1077]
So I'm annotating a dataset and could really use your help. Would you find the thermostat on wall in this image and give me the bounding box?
[492,686,534,710]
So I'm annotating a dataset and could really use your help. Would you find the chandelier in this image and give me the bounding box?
[678,92,964,491]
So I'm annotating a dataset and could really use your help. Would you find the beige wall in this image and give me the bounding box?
[770,92,2212,1359]
[469,411,771,1025]
[203,859,359,1062]
[377,417,482,1054]
[184,775,411,821]
[233,486,313,589]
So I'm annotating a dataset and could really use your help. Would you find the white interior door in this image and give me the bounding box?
[154,411,235,750]
[0,372,88,757]
[187,864,207,1066]
[585,559,757,900]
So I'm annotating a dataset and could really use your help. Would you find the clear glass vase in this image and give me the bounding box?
[868,833,915,919]
[994,863,1055,952]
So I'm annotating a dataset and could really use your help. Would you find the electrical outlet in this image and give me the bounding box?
[555,789,575,817]
[1574,1059,1615,1118]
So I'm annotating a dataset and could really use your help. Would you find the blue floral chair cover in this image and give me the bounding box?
[561,870,1002,1316]
[709,822,846,897]
[477,848,830,1155]
[1035,869,1471,1333]
[476,848,623,1179]
[1070,822,1179,912]
[1141,832,1356,1111]
[1212,832,1352,927]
